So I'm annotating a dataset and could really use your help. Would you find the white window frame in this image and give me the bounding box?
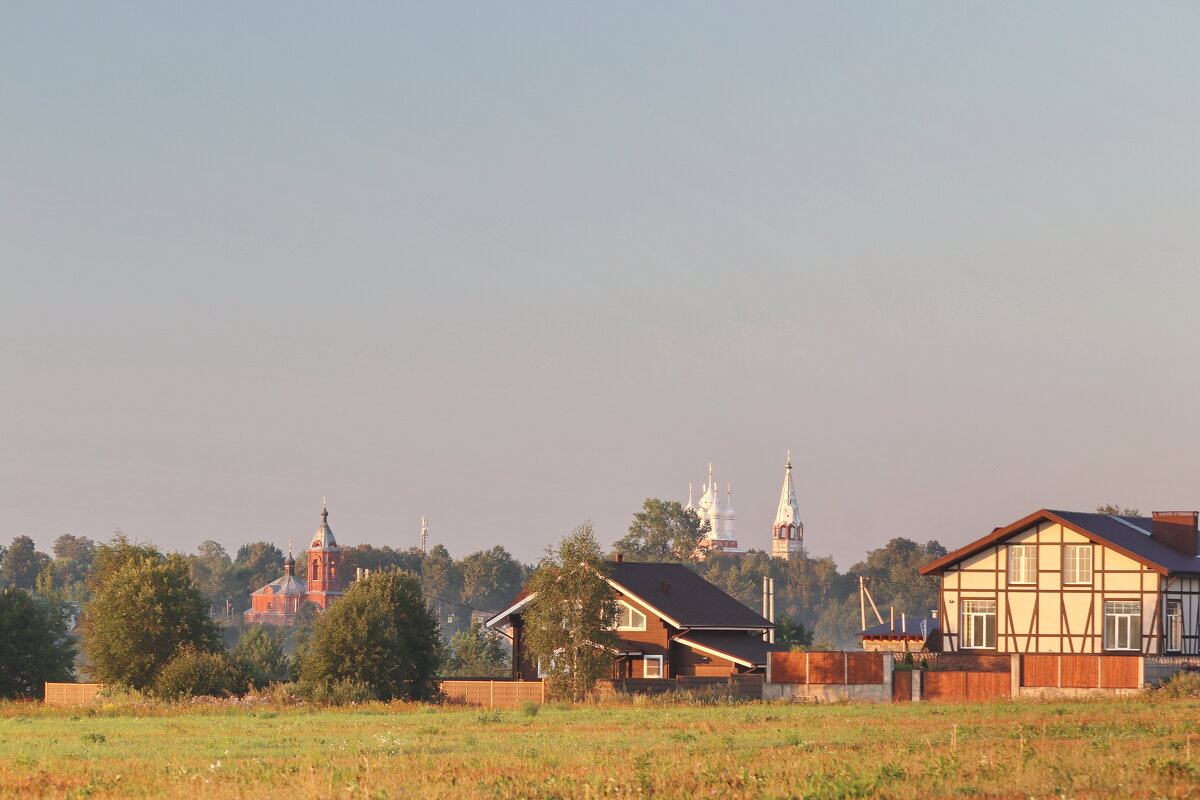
[960,599,996,649]
[1007,544,1037,585]
[643,655,664,679]
[1063,544,1093,585]
[615,600,647,631]
[1104,600,1141,651]
[1165,600,1183,653]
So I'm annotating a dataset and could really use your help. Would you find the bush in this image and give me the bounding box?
[233,626,289,689]
[295,678,377,705]
[1151,669,1200,699]
[152,648,249,700]
[0,588,76,699]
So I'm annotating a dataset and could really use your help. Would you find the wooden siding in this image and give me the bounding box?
[808,653,847,684]
[768,652,887,686]
[769,652,808,683]
[892,670,912,702]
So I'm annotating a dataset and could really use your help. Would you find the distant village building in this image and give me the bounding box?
[771,452,804,560]
[244,502,343,626]
[687,463,744,556]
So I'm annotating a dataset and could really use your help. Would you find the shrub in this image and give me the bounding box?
[1150,669,1200,699]
[152,648,248,700]
[233,626,289,689]
[295,678,377,705]
[0,588,76,699]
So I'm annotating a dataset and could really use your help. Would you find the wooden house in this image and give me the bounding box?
[856,617,939,652]
[486,560,779,679]
[920,509,1200,655]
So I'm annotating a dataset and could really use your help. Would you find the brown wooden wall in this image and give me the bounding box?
[44,683,104,705]
[923,672,1010,702]
[768,652,886,685]
[1020,654,1140,689]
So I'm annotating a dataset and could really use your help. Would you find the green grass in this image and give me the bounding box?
[3,696,1200,799]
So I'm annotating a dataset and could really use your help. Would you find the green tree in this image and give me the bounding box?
[233,625,289,689]
[152,647,248,700]
[235,542,285,597]
[612,499,709,562]
[298,570,442,701]
[0,588,77,699]
[523,523,619,702]
[51,534,95,595]
[1,535,50,590]
[460,546,526,611]
[82,539,221,690]
[446,621,509,677]
[421,544,463,632]
[1096,504,1141,516]
[190,540,241,615]
[775,612,813,651]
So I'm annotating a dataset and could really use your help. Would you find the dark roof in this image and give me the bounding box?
[920,509,1200,576]
[609,562,772,630]
[674,630,784,667]
[857,618,938,638]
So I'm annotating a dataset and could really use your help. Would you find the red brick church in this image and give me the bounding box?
[244,502,343,626]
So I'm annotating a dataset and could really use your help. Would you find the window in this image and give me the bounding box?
[1063,545,1093,585]
[1166,600,1183,653]
[643,655,664,679]
[1008,545,1037,584]
[1104,601,1141,651]
[961,599,996,649]
[616,600,647,631]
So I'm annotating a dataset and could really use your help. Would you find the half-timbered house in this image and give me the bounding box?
[486,559,779,679]
[920,509,1200,655]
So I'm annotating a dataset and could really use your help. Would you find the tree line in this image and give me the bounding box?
[0,497,954,701]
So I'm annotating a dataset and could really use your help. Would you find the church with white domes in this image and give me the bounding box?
[686,455,804,560]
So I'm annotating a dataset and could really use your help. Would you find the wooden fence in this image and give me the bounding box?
[599,675,764,698]
[440,680,545,708]
[1020,655,1140,689]
[769,652,886,685]
[44,683,105,706]
[922,671,1010,702]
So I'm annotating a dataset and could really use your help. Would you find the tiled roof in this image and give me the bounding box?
[251,575,308,596]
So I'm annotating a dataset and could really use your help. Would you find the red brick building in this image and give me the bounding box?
[244,503,343,626]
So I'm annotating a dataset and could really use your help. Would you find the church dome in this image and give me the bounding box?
[310,503,338,550]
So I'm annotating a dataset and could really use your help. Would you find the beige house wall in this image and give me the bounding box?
[940,522,1169,654]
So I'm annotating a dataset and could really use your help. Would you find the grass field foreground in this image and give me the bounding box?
[3,696,1200,799]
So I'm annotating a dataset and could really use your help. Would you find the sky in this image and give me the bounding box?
[3,3,1199,569]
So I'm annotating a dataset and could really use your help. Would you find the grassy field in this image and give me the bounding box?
[3,695,1200,799]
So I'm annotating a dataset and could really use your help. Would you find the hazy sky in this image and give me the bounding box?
[4,3,1199,569]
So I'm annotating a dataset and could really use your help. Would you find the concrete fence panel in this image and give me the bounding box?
[44,683,104,706]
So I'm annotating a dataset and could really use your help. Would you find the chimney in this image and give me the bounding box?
[1152,511,1199,557]
[615,553,623,563]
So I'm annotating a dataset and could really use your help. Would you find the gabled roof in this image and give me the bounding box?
[857,617,937,639]
[608,562,771,630]
[484,561,772,632]
[674,631,783,668]
[920,509,1200,577]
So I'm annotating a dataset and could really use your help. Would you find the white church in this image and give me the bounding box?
[686,454,805,560]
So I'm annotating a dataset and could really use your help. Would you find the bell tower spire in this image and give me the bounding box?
[305,499,343,609]
[772,452,804,560]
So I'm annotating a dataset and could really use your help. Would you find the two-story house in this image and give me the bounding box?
[486,559,779,679]
[920,509,1200,655]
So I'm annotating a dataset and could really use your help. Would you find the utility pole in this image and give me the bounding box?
[859,575,866,632]
[762,576,770,641]
[420,516,428,555]
[768,578,775,644]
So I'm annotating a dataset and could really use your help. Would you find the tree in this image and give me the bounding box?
[1,535,50,590]
[1097,504,1141,516]
[460,546,526,611]
[235,542,285,597]
[233,625,289,689]
[445,621,510,677]
[421,544,464,632]
[523,523,619,702]
[0,588,77,699]
[298,570,442,701]
[775,612,813,651]
[189,540,241,615]
[51,534,95,592]
[82,539,221,690]
[152,648,247,699]
[612,499,709,562]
